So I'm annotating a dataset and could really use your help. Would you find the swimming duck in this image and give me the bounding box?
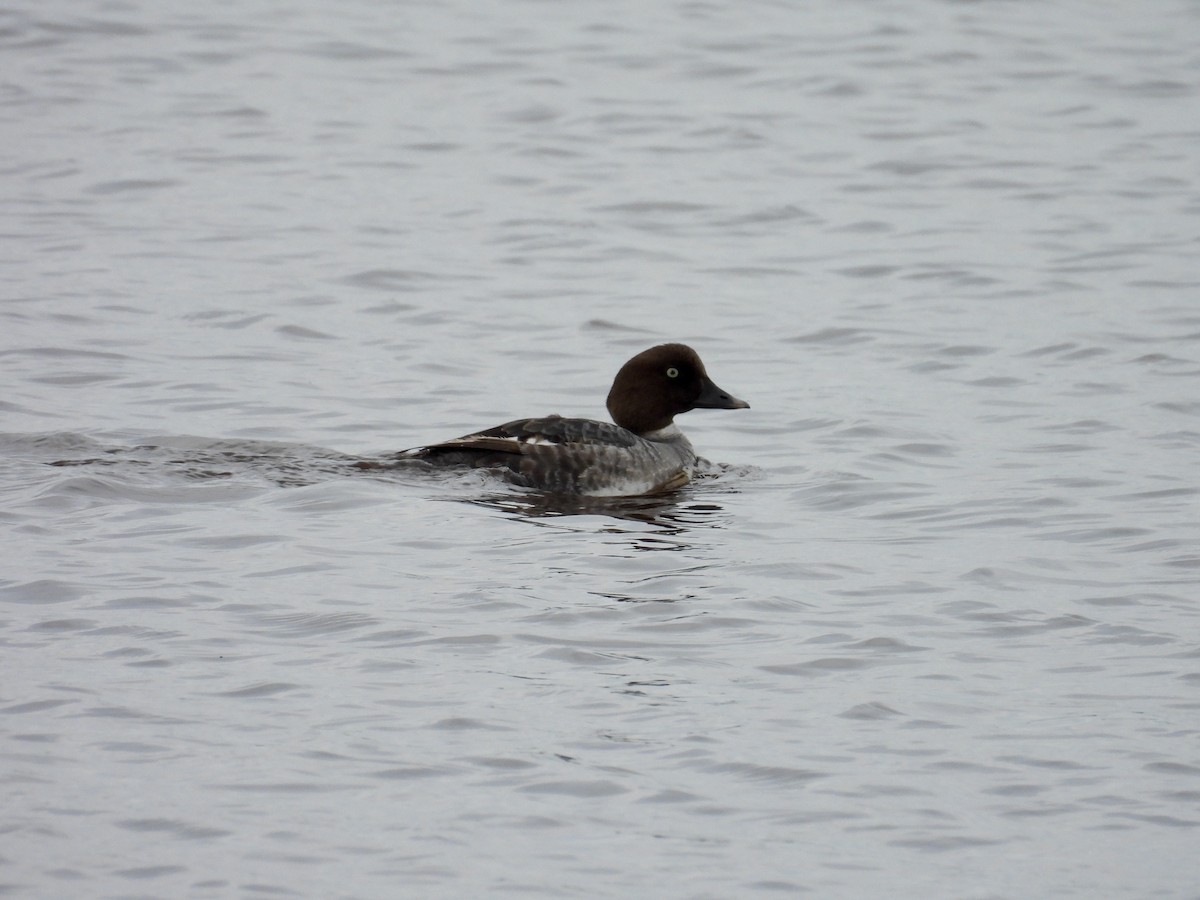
[392,343,749,496]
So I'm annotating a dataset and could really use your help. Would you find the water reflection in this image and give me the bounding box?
[459,486,735,539]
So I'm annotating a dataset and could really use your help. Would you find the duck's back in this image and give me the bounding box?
[401,415,695,496]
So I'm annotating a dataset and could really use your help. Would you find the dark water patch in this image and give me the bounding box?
[276,324,336,341]
[966,614,1095,639]
[238,612,379,638]
[369,765,460,780]
[701,265,803,278]
[1017,442,1096,454]
[519,779,628,797]
[77,706,189,723]
[99,595,204,612]
[935,344,996,358]
[1076,595,1141,608]
[582,319,657,334]
[890,442,954,457]
[1163,555,1200,569]
[1110,812,1200,828]
[639,788,702,804]
[761,657,873,676]
[0,346,131,361]
[2,699,78,715]
[102,647,156,659]
[0,579,86,605]
[887,835,1005,852]
[999,755,1097,772]
[213,782,356,794]
[299,40,413,61]
[96,741,170,754]
[350,628,429,646]
[30,372,123,386]
[704,762,823,785]
[430,718,512,732]
[38,16,150,37]
[359,299,419,315]
[716,204,816,227]
[1037,526,1154,544]
[790,479,930,512]
[115,865,187,879]
[181,533,286,550]
[117,818,231,840]
[1145,762,1200,778]
[339,269,465,292]
[595,201,713,215]
[1085,625,1173,647]
[846,637,927,653]
[462,756,537,770]
[1155,400,1200,417]
[28,618,96,632]
[967,375,1026,388]
[216,682,302,699]
[1038,419,1122,434]
[840,702,903,720]
[85,179,178,195]
[836,264,900,278]
[787,327,878,345]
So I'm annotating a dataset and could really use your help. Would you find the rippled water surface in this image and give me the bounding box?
[3,1,1200,897]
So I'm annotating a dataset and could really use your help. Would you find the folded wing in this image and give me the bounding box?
[397,416,670,494]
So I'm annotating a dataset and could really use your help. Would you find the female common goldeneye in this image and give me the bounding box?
[390,343,749,496]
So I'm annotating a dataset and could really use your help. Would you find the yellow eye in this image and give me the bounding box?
[666,367,679,378]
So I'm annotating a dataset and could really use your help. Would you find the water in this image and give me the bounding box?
[3,0,1199,897]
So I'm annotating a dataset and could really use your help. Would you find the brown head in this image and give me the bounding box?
[605,343,749,434]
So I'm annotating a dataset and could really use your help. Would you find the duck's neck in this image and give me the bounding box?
[638,422,685,442]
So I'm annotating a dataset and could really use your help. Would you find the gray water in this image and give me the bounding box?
[3,1,1200,897]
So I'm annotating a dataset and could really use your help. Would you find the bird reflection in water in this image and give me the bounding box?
[457,482,735,543]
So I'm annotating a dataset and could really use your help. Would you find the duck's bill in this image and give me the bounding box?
[695,377,750,410]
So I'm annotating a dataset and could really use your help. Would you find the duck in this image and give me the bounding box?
[384,343,749,496]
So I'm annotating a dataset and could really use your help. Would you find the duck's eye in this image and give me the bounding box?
[666,367,679,378]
